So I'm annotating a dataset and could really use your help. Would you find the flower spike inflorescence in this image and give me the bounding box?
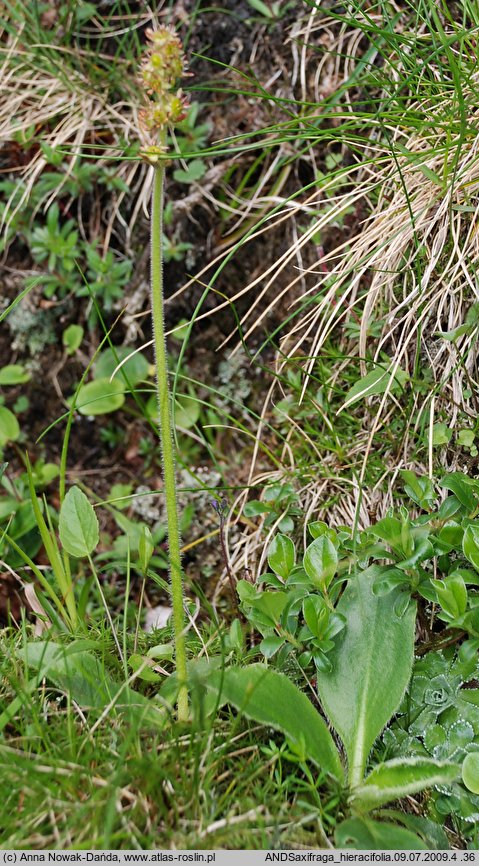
[138,26,189,152]
[141,28,185,93]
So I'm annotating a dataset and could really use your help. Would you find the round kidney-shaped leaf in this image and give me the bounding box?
[0,364,31,385]
[75,378,125,415]
[93,346,149,386]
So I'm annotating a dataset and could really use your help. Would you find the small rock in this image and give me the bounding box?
[144,604,172,632]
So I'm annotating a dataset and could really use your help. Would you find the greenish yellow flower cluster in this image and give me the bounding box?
[138,26,189,161]
[141,28,185,94]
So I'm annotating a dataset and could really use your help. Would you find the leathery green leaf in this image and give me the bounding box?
[315,566,416,787]
[462,752,479,794]
[267,534,295,580]
[59,486,99,558]
[350,757,460,811]
[209,664,343,782]
[303,536,338,591]
[340,365,408,412]
[335,817,427,850]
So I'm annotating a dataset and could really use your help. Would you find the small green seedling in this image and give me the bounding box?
[62,324,84,355]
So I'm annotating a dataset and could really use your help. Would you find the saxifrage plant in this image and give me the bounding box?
[137,27,191,721]
[204,469,479,845]
[207,566,460,848]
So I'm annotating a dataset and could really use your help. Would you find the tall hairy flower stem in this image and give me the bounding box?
[150,157,188,722]
[137,25,191,721]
